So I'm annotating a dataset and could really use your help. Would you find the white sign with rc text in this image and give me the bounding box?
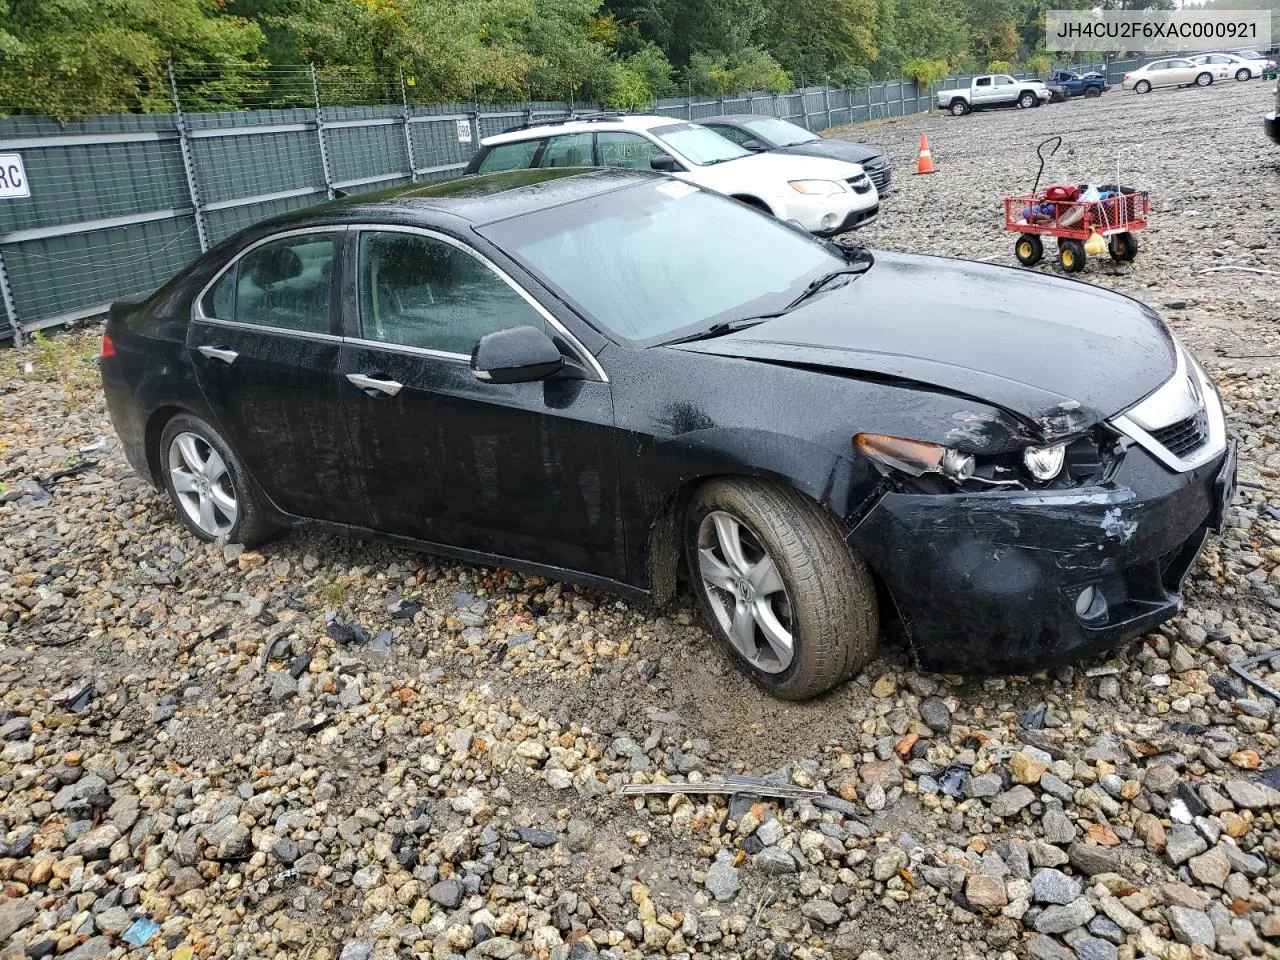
[0,154,29,198]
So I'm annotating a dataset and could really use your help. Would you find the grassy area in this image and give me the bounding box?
[9,329,101,409]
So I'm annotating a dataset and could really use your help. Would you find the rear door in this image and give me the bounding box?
[972,76,994,104]
[188,228,365,522]
[337,226,623,577]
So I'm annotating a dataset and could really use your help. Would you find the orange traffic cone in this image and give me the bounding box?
[915,132,935,175]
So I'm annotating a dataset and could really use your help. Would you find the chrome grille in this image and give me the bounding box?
[867,165,891,191]
[1150,409,1209,459]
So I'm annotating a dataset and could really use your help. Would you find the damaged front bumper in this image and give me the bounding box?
[851,441,1235,673]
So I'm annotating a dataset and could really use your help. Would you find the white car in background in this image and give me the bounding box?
[465,114,880,235]
[1190,51,1276,81]
[1122,57,1221,92]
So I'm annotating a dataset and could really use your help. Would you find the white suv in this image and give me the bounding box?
[464,114,879,235]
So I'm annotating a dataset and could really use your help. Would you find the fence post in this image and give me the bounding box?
[771,91,779,118]
[400,69,418,184]
[311,64,335,200]
[0,248,21,346]
[167,62,209,253]
[822,85,831,129]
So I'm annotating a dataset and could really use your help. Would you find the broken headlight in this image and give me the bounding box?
[855,429,1121,493]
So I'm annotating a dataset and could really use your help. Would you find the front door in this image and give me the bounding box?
[338,227,623,578]
[188,229,365,522]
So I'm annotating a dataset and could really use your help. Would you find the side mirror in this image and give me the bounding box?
[649,154,679,172]
[471,326,564,384]
[741,138,767,152]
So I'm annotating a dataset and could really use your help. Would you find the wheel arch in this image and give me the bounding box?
[144,404,195,487]
[730,194,774,215]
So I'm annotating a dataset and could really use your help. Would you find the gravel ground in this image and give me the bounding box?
[2,80,1279,960]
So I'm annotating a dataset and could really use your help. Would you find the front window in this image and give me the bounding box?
[996,76,1015,85]
[1170,59,1193,68]
[481,180,845,344]
[738,117,820,147]
[1238,50,1263,59]
[649,122,749,166]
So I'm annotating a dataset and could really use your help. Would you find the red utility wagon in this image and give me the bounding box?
[1003,136,1149,273]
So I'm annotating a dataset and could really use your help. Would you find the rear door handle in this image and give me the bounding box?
[346,373,403,397]
[197,345,239,364]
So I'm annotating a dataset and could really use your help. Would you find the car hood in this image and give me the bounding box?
[774,140,885,166]
[671,251,1175,442]
[691,150,864,191]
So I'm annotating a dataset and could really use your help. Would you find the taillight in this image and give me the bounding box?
[100,332,116,359]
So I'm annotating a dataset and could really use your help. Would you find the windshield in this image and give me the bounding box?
[481,180,846,344]
[650,122,750,165]
[740,116,820,147]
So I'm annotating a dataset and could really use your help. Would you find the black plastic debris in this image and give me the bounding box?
[288,652,312,679]
[256,609,279,627]
[390,600,422,620]
[939,764,971,798]
[326,621,368,646]
[1228,651,1280,702]
[1176,781,1209,819]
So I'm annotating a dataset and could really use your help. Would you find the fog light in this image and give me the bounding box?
[1074,585,1107,621]
[1024,443,1066,481]
[822,212,838,230]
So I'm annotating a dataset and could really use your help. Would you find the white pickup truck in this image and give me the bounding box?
[935,75,1052,116]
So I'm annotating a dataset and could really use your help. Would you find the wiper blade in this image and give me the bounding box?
[663,316,772,346]
[784,261,872,311]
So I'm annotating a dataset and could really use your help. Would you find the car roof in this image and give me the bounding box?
[262,168,656,230]
[698,114,793,125]
[480,113,687,146]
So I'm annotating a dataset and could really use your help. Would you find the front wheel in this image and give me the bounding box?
[1108,231,1139,262]
[1236,68,1251,82]
[686,479,878,700]
[1135,80,1152,94]
[1058,239,1086,273]
[1018,92,1037,108]
[950,100,970,116]
[160,413,273,545]
[1015,235,1044,266]
[1196,72,1213,87]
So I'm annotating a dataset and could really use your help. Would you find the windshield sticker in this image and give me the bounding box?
[656,181,698,199]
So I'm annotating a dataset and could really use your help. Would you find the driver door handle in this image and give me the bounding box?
[346,372,403,397]
[197,345,239,364]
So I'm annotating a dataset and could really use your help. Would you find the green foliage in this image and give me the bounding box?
[684,47,790,94]
[988,58,1012,72]
[603,43,676,108]
[903,56,950,86]
[1025,53,1051,75]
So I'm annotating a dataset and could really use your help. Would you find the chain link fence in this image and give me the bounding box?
[0,57,1133,344]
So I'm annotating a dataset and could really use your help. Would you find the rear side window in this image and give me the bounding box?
[477,139,544,173]
[538,133,593,168]
[229,234,335,334]
[976,77,991,86]
[357,230,545,355]
[203,268,236,319]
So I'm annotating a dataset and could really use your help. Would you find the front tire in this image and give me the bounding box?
[1236,68,1251,82]
[1135,80,1152,94]
[1195,72,1213,87]
[160,414,272,545]
[1015,235,1044,266]
[951,100,970,116]
[685,479,878,700]
[1058,239,1086,273]
[1018,92,1037,108]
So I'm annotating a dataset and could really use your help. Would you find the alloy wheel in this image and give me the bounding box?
[168,431,238,537]
[696,510,795,674]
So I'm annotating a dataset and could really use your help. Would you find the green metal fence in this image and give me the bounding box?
[0,58,1130,344]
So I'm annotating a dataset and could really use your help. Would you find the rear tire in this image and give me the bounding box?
[1058,239,1086,273]
[1236,68,1251,82]
[1195,72,1213,87]
[1084,86,1101,98]
[160,413,273,546]
[1108,231,1139,262]
[950,100,970,116]
[1015,235,1044,266]
[1135,80,1152,94]
[685,478,878,700]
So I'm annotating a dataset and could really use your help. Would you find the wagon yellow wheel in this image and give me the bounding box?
[1108,231,1139,263]
[1015,235,1044,266]
[1058,239,1086,273]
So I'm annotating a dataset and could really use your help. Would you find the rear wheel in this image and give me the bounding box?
[1236,68,1251,82]
[1196,71,1213,87]
[1018,92,1037,108]
[160,414,272,545]
[1135,79,1152,94]
[685,479,878,700]
[950,99,970,116]
[1015,235,1044,266]
[1084,86,1101,98]
[1108,231,1139,262]
[1058,239,1086,273]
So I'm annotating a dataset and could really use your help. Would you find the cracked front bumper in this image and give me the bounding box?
[850,442,1234,673]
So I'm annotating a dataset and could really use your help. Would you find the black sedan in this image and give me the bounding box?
[101,168,1234,699]
[699,114,892,193]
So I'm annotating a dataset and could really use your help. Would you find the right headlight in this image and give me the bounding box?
[1023,443,1066,480]
[789,179,847,196]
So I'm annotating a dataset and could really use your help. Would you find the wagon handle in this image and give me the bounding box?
[1032,136,1062,197]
